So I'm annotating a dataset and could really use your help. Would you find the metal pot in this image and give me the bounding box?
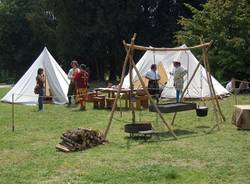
[196,106,208,117]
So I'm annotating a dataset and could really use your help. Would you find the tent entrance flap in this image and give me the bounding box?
[44,75,53,102]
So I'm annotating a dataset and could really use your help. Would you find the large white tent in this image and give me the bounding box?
[1,47,69,104]
[123,44,229,98]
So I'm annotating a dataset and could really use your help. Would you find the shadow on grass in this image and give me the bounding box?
[124,128,200,148]
[195,125,211,129]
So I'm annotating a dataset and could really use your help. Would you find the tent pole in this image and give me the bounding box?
[124,46,177,139]
[129,52,136,123]
[12,93,15,132]
[104,33,137,139]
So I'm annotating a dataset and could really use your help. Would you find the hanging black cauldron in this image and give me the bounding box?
[196,106,208,117]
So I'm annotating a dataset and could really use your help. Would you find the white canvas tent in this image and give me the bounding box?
[1,47,70,104]
[123,44,229,98]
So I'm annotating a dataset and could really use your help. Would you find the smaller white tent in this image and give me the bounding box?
[123,44,229,98]
[1,47,69,104]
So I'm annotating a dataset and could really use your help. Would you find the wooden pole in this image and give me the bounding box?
[104,33,137,139]
[127,50,177,139]
[129,54,136,123]
[12,93,15,132]
[125,42,212,52]
[202,47,220,131]
[204,48,226,122]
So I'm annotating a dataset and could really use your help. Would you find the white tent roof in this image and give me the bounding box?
[1,47,69,104]
[123,44,229,98]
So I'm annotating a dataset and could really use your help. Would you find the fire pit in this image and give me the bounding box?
[124,122,152,134]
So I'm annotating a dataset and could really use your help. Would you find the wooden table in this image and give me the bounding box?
[232,105,250,129]
[94,88,131,109]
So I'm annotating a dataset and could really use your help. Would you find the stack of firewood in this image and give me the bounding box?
[56,128,106,152]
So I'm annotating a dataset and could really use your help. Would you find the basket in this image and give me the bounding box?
[196,106,208,117]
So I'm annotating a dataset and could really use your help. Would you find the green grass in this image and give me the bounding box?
[0,87,250,184]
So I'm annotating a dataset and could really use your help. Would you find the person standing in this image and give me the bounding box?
[74,64,89,111]
[67,60,80,105]
[36,68,45,111]
[173,61,187,102]
[145,64,161,102]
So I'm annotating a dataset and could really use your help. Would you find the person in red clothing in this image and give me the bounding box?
[74,64,89,111]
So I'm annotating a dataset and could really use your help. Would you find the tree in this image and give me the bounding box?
[175,0,250,80]
[0,0,56,81]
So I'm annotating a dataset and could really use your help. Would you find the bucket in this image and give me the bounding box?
[196,106,208,117]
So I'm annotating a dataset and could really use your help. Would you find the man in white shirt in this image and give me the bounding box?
[67,60,80,105]
[173,61,187,102]
[145,64,161,102]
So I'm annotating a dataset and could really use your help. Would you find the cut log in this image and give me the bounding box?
[56,128,107,152]
[56,144,70,152]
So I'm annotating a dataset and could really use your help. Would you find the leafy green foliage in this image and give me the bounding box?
[0,0,56,81]
[176,0,250,80]
[0,0,208,82]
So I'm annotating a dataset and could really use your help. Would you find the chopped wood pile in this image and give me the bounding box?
[56,128,106,152]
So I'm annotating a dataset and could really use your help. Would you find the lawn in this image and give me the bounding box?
[0,87,250,184]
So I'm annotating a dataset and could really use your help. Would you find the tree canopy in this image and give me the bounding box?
[1,0,248,83]
[175,0,250,80]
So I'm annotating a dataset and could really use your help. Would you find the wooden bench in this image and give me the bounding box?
[106,98,116,109]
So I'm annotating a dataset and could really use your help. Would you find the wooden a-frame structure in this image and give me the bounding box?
[104,33,226,140]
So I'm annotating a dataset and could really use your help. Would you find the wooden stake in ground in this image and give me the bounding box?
[12,93,15,132]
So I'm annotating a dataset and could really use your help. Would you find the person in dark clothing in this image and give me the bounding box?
[145,64,161,103]
[36,68,45,111]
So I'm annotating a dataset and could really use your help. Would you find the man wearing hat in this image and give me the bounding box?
[173,61,187,102]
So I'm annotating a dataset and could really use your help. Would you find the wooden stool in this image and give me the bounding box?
[106,98,116,109]
[92,97,105,109]
[140,95,149,108]
[97,95,106,108]
[134,95,149,110]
